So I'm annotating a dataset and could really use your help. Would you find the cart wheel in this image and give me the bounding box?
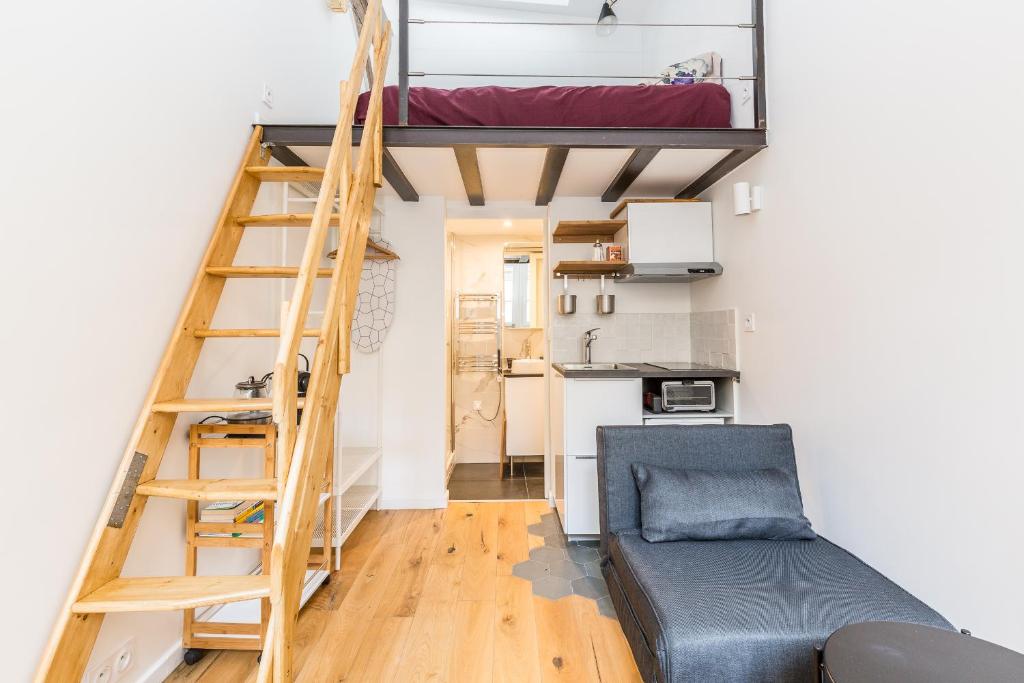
[322,574,331,586]
[257,653,262,663]
[183,649,207,665]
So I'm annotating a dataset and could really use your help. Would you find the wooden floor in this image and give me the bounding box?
[165,501,641,682]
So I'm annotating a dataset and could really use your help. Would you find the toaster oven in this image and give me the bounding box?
[661,381,716,412]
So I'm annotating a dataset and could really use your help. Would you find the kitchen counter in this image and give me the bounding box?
[552,362,740,380]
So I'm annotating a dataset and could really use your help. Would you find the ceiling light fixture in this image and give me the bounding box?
[503,219,514,228]
[597,0,619,37]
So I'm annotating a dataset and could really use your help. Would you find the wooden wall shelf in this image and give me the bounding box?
[552,220,626,244]
[553,260,628,279]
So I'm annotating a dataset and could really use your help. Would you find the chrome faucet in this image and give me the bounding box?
[584,328,600,365]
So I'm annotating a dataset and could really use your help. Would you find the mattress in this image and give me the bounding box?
[355,83,731,128]
[607,531,953,683]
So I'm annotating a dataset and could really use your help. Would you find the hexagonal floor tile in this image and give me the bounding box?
[583,560,603,578]
[566,544,599,564]
[526,522,551,537]
[532,575,573,600]
[529,546,567,564]
[571,575,609,599]
[512,560,550,582]
[543,533,568,548]
[597,595,617,618]
[548,559,586,580]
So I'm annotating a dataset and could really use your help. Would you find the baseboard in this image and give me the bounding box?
[378,493,448,509]
[138,640,183,683]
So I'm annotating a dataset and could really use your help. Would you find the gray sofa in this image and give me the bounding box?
[597,424,953,683]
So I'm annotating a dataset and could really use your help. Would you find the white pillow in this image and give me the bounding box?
[654,52,722,85]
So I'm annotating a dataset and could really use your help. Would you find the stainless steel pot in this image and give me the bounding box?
[557,274,577,315]
[596,275,615,315]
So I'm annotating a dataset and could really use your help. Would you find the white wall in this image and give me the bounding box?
[0,1,355,679]
[691,1,1024,652]
[379,196,449,508]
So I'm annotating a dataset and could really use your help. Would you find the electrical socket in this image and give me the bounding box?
[84,657,114,683]
[473,400,482,411]
[743,312,757,332]
[82,638,134,683]
[113,638,135,679]
[261,83,274,108]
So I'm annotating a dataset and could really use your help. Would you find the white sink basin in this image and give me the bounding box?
[510,358,545,375]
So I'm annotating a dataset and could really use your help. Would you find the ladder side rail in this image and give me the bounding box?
[34,128,267,683]
[261,6,390,680]
[271,0,382,464]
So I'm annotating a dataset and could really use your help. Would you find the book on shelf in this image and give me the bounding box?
[199,499,254,523]
[197,501,266,538]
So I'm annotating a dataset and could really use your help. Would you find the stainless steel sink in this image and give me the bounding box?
[560,363,635,371]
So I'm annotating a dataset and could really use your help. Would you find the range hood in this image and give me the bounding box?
[615,201,723,284]
[619,261,723,283]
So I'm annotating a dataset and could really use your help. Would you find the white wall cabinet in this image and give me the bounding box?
[553,375,642,536]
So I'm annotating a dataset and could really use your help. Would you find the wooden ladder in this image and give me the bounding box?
[34,2,390,680]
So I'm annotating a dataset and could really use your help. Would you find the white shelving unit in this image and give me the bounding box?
[331,444,382,570]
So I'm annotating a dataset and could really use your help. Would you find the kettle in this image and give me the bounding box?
[228,374,273,426]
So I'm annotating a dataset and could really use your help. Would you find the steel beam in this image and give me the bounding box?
[535,146,569,206]
[675,149,761,199]
[453,145,485,206]
[382,148,419,202]
[601,147,659,203]
[259,125,768,151]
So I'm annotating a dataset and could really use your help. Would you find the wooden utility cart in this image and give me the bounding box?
[182,422,334,664]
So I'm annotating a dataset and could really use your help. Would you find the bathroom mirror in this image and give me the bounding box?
[503,245,543,329]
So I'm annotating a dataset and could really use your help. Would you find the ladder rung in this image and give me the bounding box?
[72,576,271,614]
[136,478,279,501]
[150,398,305,413]
[235,213,342,227]
[205,266,333,278]
[245,166,325,183]
[194,328,320,338]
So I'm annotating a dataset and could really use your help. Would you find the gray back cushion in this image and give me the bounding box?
[597,424,802,554]
[632,463,815,542]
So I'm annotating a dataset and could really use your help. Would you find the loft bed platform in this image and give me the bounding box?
[262,0,767,207]
[261,124,766,205]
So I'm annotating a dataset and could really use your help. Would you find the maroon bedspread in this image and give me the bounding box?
[355,83,731,128]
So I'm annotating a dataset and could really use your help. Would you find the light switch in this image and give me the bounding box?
[744,313,757,332]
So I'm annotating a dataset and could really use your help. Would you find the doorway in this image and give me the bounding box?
[445,218,547,500]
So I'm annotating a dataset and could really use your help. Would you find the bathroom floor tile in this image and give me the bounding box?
[449,463,502,481]
[449,478,530,501]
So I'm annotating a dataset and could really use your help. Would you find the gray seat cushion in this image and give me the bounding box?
[608,531,954,683]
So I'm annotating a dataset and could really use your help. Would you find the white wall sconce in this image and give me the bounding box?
[733,182,763,216]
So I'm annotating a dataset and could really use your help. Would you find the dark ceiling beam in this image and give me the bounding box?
[535,146,569,206]
[382,148,419,202]
[268,144,309,168]
[675,149,762,198]
[260,125,768,151]
[601,147,659,203]
[453,145,485,206]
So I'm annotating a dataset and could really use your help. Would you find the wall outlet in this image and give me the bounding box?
[473,400,482,411]
[743,313,757,332]
[82,638,135,683]
[112,638,135,679]
[84,658,114,683]
[261,83,274,108]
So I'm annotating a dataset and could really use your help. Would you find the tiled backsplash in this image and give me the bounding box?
[690,309,737,370]
[549,308,737,370]
[550,312,693,364]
